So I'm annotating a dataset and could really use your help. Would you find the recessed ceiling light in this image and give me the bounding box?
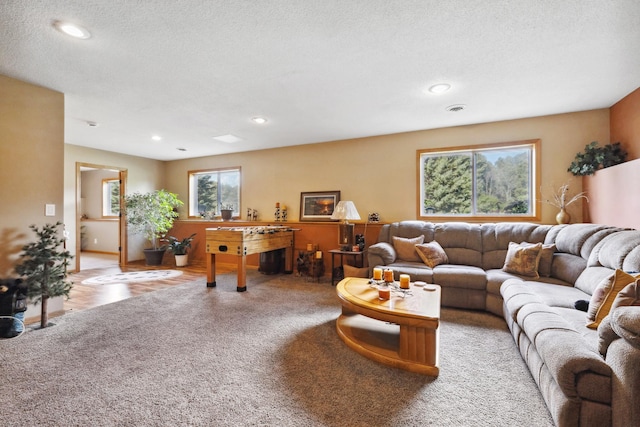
[53,20,91,39]
[151,135,162,141]
[428,83,451,94]
[213,134,243,143]
[251,117,268,124]
[446,104,466,112]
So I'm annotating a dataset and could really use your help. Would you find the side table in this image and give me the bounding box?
[330,249,365,286]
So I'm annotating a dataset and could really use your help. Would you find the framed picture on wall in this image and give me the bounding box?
[299,191,341,221]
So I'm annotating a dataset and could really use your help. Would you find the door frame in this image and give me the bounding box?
[75,162,128,271]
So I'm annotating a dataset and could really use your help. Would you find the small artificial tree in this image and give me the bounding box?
[15,221,73,329]
[124,189,183,250]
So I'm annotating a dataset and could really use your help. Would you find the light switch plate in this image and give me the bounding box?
[45,204,55,216]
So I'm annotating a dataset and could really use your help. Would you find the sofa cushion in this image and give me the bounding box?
[480,223,551,269]
[379,262,435,283]
[536,244,556,277]
[586,270,640,329]
[392,235,424,262]
[516,303,612,402]
[550,252,587,285]
[587,230,640,271]
[432,264,486,290]
[434,222,483,268]
[502,242,542,278]
[415,241,448,268]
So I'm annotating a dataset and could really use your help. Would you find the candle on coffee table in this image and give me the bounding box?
[383,269,394,283]
[373,267,383,281]
[378,287,391,300]
[399,274,410,289]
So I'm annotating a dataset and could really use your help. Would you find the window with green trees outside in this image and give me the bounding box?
[188,167,241,218]
[417,139,540,220]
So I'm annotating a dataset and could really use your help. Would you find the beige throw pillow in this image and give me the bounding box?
[586,270,640,329]
[522,243,555,277]
[502,242,542,278]
[415,241,448,268]
[612,279,640,310]
[392,236,424,262]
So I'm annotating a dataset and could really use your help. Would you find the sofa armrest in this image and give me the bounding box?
[605,307,640,426]
[367,242,396,266]
[611,306,640,349]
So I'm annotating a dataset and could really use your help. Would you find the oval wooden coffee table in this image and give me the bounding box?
[336,277,441,376]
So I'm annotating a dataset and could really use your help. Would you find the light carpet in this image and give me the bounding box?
[81,269,183,285]
[0,272,554,427]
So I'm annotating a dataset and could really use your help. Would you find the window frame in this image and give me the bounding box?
[101,178,120,218]
[187,167,242,219]
[416,139,541,222]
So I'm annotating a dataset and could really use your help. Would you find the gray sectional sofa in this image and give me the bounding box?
[367,221,640,427]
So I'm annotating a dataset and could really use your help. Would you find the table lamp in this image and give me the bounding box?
[330,201,361,251]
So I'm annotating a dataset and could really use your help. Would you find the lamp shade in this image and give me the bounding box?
[330,201,361,221]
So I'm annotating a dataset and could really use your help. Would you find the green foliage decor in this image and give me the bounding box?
[15,221,73,328]
[568,141,627,176]
[124,190,183,250]
[166,233,196,255]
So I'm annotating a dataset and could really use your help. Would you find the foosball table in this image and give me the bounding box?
[205,226,296,292]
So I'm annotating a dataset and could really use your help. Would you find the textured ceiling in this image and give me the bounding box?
[1,1,639,161]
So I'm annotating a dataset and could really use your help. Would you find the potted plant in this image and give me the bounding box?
[124,189,183,265]
[166,233,196,267]
[568,141,627,176]
[542,182,588,224]
[15,221,73,329]
[220,204,234,221]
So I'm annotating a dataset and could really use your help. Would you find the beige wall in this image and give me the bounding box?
[0,75,64,276]
[164,109,610,226]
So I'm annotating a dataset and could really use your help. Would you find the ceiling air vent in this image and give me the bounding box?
[446,104,466,112]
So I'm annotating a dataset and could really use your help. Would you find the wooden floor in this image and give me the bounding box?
[60,259,231,316]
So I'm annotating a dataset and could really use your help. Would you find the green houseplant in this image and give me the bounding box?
[15,221,73,329]
[568,141,627,176]
[124,189,183,265]
[166,233,196,267]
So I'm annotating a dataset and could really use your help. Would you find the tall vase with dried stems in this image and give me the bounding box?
[543,183,589,225]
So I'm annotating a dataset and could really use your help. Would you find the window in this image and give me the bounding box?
[417,140,540,220]
[188,168,241,217]
[102,178,120,217]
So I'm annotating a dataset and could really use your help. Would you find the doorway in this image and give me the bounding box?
[75,163,127,272]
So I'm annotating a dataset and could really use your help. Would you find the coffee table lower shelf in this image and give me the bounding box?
[336,313,439,376]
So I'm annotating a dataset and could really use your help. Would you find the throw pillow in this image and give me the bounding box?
[611,279,640,311]
[586,270,640,329]
[502,242,543,278]
[392,236,424,262]
[518,242,555,277]
[415,241,449,268]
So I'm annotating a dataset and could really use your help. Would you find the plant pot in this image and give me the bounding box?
[175,254,188,267]
[221,209,233,221]
[143,248,166,266]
